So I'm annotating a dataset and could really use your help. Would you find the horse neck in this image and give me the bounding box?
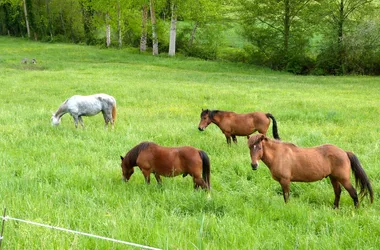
[122,156,134,170]
[54,102,68,118]
[261,139,280,169]
[210,110,223,125]
[126,142,150,167]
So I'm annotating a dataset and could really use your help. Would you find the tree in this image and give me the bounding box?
[318,0,374,73]
[168,1,176,56]
[140,3,148,52]
[22,0,30,38]
[149,0,158,55]
[238,0,316,69]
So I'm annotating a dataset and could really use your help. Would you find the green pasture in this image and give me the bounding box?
[0,37,379,249]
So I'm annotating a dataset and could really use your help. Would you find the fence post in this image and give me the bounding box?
[0,208,6,248]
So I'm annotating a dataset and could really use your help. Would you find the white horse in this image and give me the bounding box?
[51,94,117,129]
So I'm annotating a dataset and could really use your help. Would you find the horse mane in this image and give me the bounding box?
[250,135,297,148]
[209,110,221,120]
[269,138,297,147]
[126,142,152,166]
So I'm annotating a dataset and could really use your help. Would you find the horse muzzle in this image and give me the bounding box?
[251,163,258,170]
[198,127,204,131]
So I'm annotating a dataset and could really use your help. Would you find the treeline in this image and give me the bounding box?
[1,0,379,75]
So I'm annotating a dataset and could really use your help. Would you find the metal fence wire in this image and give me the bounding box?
[0,208,160,250]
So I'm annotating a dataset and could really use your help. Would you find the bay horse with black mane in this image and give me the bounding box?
[248,134,374,208]
[198,109,280,145]
[120,142,211,190]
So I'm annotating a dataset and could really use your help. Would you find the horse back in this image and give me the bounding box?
[138,145,199,177]
[224,112,268,135]
[287,144,349,181]
[315,144,351,177]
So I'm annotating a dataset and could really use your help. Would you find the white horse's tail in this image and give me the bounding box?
[112,103,117,122]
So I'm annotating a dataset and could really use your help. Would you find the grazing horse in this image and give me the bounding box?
[248,134,374,208]
[51,94,116,129]
[198,109,280,145]
[120,142,211,190]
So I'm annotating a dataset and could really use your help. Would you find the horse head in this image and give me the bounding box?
[198,109,212,131]
[51,113,61,126]
[120,156,134,181]
[248,134,266,170]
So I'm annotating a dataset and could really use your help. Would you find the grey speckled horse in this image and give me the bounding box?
[51,94,117,129]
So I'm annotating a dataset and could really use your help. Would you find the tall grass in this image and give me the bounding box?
[0,36,379,249]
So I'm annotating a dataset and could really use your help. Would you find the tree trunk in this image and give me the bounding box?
[337,0,345,73]
[117,1,122,48]
[150,0,158,55]
[337,0,344,44]
[46,0,53,41]
[189,21,198,47]
[60,10,66,37]
[283,0,290,56]
[168,3,177,56]
[106,12,111,47]
[23,0,30,38]
[140,4,148,52]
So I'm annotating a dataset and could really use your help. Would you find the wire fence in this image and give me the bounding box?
[0,208,161,250]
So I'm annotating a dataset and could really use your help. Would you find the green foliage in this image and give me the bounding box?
[1,37,380,248]
[1,0,380,75]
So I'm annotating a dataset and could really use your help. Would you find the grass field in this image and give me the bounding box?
[0,36,379,249]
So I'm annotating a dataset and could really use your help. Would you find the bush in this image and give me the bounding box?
[217,47,249,63]
[285,55,315,75]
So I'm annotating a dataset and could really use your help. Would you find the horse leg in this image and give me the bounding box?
[232,135,238,144]
[330,176,342,209]
[72,115,79,128]
[154,173,162,185]
[78,116,85,128]
[340,179,359,208]
[279,179,291,203]
[141,170,151,184]
[102,112,110,129]
[224,134,232,145]
[193,176,207,189]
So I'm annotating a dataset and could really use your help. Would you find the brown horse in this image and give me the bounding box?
[248,134,374,208]
[120,142,210,190]
[198,109,280,145]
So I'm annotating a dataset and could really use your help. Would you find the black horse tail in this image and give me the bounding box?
[266,113,281,140]
[199,150,211,190]
[347,151,374,204]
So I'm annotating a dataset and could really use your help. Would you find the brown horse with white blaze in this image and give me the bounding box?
[248,134,373,208]
[120,142,211,190]
[198,109,280,145]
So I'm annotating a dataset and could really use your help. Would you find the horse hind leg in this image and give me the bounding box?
[330,176,342,209]
[340,179,359,208]
[193,176,207,190]
[102,112,110,129]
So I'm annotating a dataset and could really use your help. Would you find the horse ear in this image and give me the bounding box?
[120,156,124,161]
[260,134,266,141]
